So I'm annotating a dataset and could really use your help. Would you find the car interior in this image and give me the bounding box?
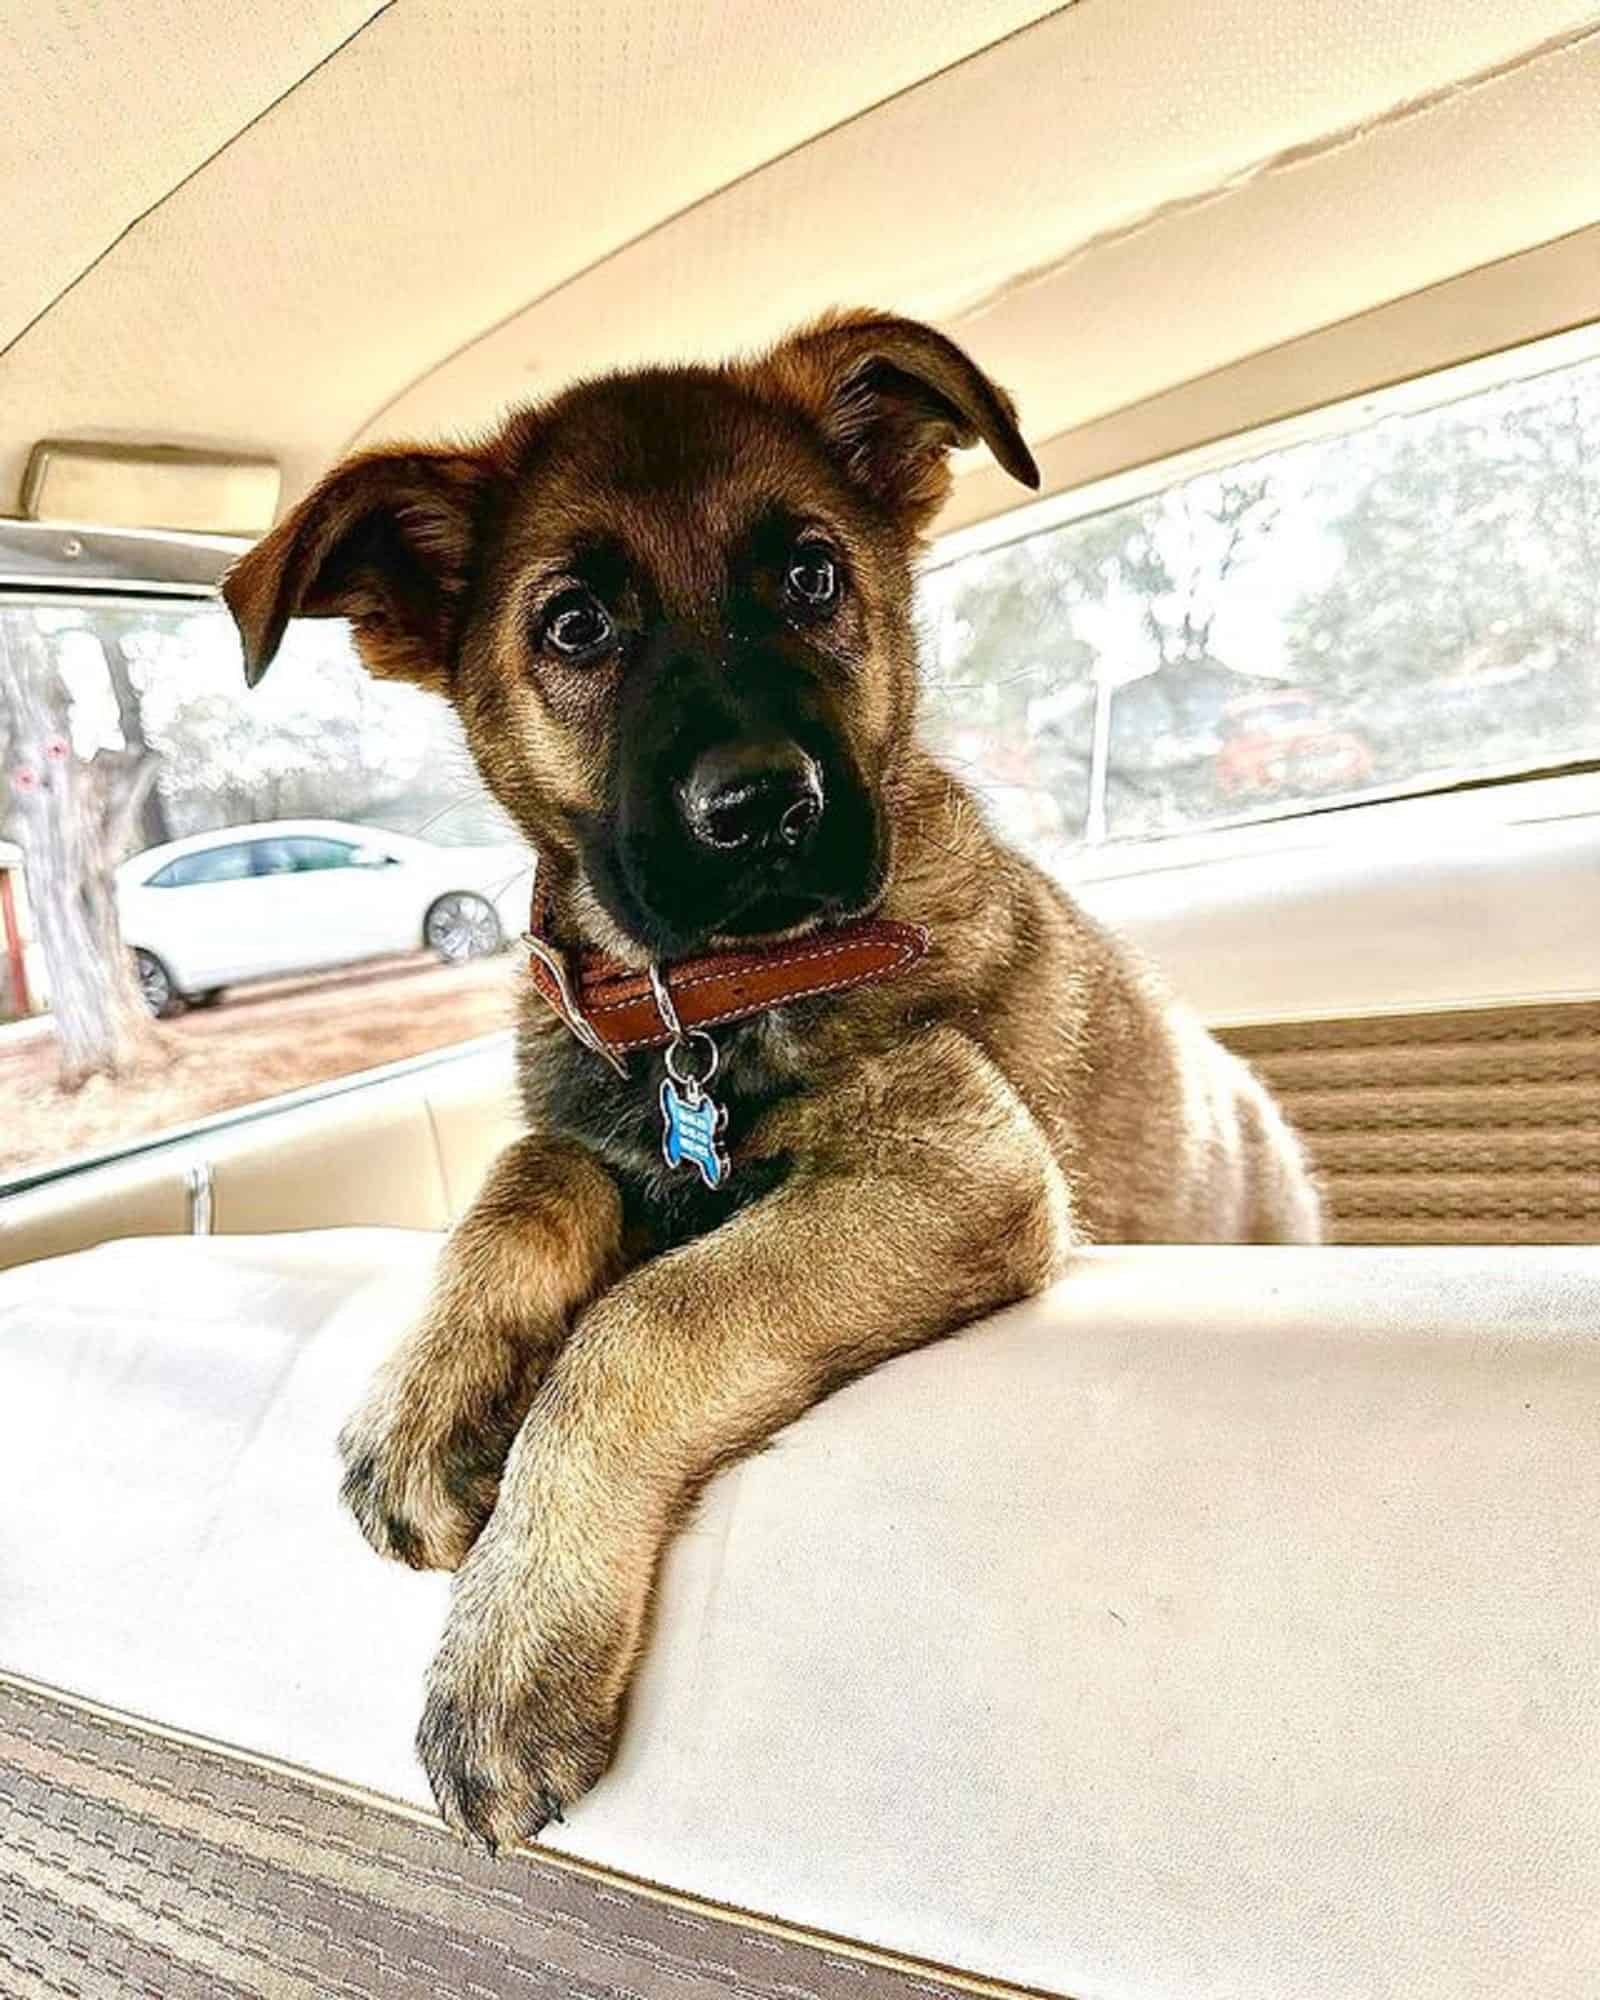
[3,6,1599,1998]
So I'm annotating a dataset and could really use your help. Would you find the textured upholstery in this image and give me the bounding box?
[354,3,1600,496]
[2,0,1054,507]
[3,1230,1598,1997]
[2,3,377,346]
[6,2,1600,516]
[0,1676,1018,2000]
[1225,999,1600,1244]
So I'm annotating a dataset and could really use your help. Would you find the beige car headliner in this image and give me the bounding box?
[5,0,1600,535]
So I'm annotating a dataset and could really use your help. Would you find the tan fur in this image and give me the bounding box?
[223,310,1320,1852]
[337,1137,622,1571]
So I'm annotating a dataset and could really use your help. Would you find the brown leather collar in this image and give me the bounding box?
[525,880,929,1065]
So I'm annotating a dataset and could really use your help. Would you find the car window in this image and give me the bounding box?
[250,836,357,875]
[282,838,358,872]
[149,843,258,888]
[0,603,526,1192]
[248,839,298,877]
[920,344,1600,858]
[4,336,1598,1194]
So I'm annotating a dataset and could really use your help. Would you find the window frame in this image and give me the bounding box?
[4,317,1600,1192]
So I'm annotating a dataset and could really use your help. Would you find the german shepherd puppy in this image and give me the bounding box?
[225,311,1320,1851]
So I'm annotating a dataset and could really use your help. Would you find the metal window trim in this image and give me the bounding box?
[0,519,244,599]
[184,1160,214,1236]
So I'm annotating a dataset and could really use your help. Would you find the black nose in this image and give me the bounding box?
[677,740,824,854]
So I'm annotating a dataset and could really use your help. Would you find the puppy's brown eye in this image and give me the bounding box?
[785,547,840,610]
[542,590,614,662]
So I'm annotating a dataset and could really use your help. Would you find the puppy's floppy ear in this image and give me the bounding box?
[222,445,496,690]
[759,309,1040,534]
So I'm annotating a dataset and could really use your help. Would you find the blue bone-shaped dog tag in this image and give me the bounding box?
[659,1077,729,1190]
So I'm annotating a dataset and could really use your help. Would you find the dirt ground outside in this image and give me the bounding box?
[0,952,521,1183]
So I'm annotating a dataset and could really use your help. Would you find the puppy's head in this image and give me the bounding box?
[225,311,1038,958]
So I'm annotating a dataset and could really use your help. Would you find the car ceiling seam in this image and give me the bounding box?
[930,224,1600,544]
[954,12,1600,324]
[347,5,1600,457]
[0,2,403,369]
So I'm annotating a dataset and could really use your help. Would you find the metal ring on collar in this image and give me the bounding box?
[647,963,684,1040]
[663,1027,720,1093]
[650,965,721,1092]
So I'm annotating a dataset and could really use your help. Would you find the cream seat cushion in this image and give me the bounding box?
[2,1231,1598,1998]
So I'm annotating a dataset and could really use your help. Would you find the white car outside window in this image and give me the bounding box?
[117,819,530,1016]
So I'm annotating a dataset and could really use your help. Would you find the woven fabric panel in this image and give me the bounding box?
[1222,999,1600,1245]
[0,1676,1044,2000]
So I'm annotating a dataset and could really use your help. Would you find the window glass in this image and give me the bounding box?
[153,843,259,887]
[285,838,358,871]
[0,603,527,1188]
[5,338,1600,1192]
[251,837,358,875]
[920,346,1600,864]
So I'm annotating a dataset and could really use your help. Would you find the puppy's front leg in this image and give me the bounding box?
[417,1029,1070,1849]
[339,1136,622,1571]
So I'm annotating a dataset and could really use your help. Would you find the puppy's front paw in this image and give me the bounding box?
[416,1565,624,1851]
[338,1364,529,1572]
